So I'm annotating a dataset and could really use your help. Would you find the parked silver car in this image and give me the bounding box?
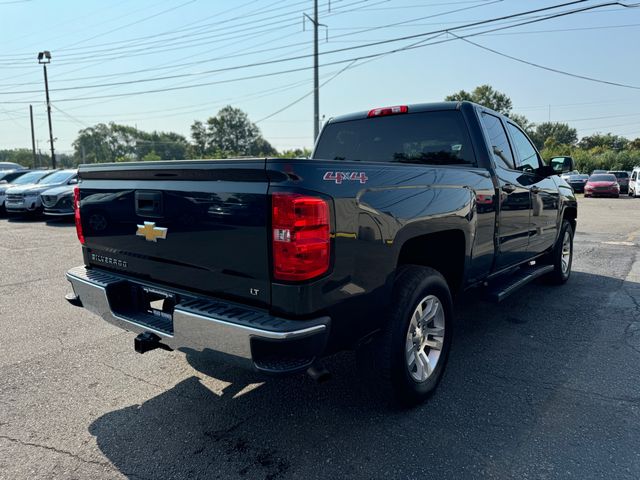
[5,169,77,215]
[0,170,54,214]
[0,162,26,171]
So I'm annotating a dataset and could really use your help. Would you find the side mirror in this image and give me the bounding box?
[550,157,575,174]
[68,177,78,185]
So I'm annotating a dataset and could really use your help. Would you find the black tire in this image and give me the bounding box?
[543,219,574,285]
[359,265,453,405]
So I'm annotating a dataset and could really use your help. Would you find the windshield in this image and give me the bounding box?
[12,171,51,185]
[569,175,588,180]
[0,171,24,182]
[38,170,75,185]
[589,174,616,182]
[609,171,629,178]
[313,111,476,165]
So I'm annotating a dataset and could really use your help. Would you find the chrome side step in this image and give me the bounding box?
[485,264,554,303]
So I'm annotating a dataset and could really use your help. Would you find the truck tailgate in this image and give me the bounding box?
[77,160,271,306]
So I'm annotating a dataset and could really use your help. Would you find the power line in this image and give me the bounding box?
[255,30,448,123]
[53,0,305,55]
[51,104,90,129]
[0,0,635,111]
[0,0,490,88]
[452,33,640,90]
[256,60,358,123]
[558,112,640,122]
[0,0,341,64]
[0,0,620,97]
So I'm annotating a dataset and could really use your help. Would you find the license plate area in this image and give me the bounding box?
[108,282,177,335]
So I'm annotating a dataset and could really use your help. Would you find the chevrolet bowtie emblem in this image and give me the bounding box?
[136,222,168,242]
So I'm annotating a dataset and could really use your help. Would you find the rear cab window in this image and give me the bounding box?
[313,110,476,166]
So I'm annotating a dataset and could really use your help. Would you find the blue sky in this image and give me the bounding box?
[0,0,638,155]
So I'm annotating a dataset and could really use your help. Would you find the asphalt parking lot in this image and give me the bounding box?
[1,196,639,480]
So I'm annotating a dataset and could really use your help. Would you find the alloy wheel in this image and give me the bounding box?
[405,295,445,382]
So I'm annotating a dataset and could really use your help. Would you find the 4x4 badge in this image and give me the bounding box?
[136,222,168,242]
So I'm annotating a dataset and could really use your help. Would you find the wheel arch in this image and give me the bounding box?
[562,204,577,233]
[395,228,469,294]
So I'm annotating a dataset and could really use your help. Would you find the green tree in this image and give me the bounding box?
[141,150,161,162]
[191,106,276,157]
[0,149,34,168]
[136,131,189,160]
[278,148,312,158]
[530,122,578,150]
[578,133,629,152]
[73,123,189,163]
[72,123,136,163]
[189,120,208,158]
[445,84,513,115]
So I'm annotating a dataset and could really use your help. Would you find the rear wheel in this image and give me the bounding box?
[360,265,453,405]
[543,219,574,285]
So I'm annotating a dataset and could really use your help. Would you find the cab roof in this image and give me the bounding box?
[325,101,481,125]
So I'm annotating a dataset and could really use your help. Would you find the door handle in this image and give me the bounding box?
[502,183,516,194]
[530,186,541,194]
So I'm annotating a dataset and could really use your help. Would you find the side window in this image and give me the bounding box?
[480,112,514,169]
[506,123,540,173]
[632,171,637,181]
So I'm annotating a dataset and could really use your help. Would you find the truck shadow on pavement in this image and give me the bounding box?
[88,270,640,479]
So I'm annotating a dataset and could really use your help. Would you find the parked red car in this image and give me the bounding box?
[584,173,620,198]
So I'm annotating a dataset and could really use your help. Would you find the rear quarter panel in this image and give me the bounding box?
[267,159,496,350]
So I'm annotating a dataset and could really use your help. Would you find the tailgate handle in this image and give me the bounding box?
[135,191,163,217]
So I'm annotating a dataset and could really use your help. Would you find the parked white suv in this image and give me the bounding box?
[630,168,640,197]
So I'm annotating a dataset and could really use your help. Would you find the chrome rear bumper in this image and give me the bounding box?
[66,266,329,373]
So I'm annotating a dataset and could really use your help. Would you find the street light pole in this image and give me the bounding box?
[38,51,56,169]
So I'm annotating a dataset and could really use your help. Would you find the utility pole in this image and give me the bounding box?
[313,0,319,141]
[37,51,56,169]
[304,1,326,141]
[29,105,36,167]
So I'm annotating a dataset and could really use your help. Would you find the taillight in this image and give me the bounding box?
[73,186,84,245]
[272,193,330,281]
[367,105,408,118]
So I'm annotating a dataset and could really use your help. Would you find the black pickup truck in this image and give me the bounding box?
[66,101,577,404]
